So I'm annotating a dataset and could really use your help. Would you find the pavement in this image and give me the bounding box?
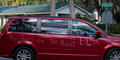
[0,57,13,60]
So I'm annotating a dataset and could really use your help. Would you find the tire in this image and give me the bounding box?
[13,47,36,60]
[104,48,120,60]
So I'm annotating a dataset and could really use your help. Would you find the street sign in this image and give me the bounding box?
[101,3,113,7]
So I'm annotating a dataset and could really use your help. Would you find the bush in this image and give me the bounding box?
[109,24,120,34]
[96,24,120,34]
[76,13,95,24]
[0,25,3,32]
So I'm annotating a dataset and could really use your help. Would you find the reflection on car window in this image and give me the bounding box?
[41,19,68,35]
[72,21,97,37]
[9,18,37,33]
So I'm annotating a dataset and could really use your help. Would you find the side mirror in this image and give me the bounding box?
[95,31,101,38]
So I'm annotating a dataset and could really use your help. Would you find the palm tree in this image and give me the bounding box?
[50,0,56,16]
[69,0,75,18]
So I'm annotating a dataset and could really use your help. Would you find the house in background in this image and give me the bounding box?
[0,2,93,26]
[0,6,19,25]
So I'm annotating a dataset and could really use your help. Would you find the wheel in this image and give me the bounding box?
[13,47,36,60]
[104,48,120,60]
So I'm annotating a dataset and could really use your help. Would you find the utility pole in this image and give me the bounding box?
[50,0,56,16]
[98,0,102,23]
[99,0,101,6]
[69,0,75,18]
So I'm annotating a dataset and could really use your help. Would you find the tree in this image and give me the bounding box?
[69,0,75,18]
[50,0,56,16]
[93,0,120,23]
[0,0,51,6]
[112,0,120,23]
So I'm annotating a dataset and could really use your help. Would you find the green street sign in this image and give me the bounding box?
[102,3,113,7]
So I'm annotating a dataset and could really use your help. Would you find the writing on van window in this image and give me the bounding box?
[72,21,97,37]
[9,18,37,33]
[41,19,68,35]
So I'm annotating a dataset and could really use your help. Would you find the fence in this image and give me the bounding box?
[96,24,120,34]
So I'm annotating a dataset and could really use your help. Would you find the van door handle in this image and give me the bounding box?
[72,39,77,41]
[62,38,67,40]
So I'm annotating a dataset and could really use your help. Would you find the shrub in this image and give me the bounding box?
[0,25,3,32]
[96,24,120,34]
[76,13,95,24]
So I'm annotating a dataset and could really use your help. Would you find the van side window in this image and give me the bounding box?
[41,19,68,35]
[9,18,37,33]
[72,21,97,37]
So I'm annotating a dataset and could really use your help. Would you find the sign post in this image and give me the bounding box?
[102,3,113,10]
[101,3,113,32]
[102,3,113,7]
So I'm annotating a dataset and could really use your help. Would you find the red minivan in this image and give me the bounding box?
[0,16,120,60]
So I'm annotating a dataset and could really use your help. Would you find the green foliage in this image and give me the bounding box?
[76,13,95,24]
[109,24,120,34]
[19,0,28,5]
[0,0,51,6]
[96,24,120,34]
[0,25,3,32]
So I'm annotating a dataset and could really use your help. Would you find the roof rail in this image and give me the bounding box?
[9,16,70,18]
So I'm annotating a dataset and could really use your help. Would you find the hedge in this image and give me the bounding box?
[76,13,95,24]
[0,26,3,32]
[96,24,120,34]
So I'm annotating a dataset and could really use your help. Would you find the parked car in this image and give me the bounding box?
[0,16,120,60]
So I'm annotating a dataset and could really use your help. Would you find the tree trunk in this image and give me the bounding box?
[50,0,56,16]
[69,0,75,18]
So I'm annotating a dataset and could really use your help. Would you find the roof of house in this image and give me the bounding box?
[0,2,92,16]
[0,6,18,12]
[0,2,68,14]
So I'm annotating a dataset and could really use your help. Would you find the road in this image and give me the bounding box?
[0,57,13,60]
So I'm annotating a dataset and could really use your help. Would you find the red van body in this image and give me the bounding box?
[0,17,120,60]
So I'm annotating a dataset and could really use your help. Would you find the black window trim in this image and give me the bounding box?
[37,18,41,33]
[8,18,38,33]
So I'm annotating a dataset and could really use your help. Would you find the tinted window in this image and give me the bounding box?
[41,19,68,35]
[9,18,37,33]
[72,21,97,37]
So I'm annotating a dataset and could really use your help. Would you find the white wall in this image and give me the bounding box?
[92,9,98,20]
[55,6,86,16]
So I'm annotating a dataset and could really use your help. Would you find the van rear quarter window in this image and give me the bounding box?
[8,18,37,33]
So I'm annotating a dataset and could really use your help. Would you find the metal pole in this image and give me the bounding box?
[106,23,108,32]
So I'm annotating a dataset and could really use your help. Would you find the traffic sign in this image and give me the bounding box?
[102,3,113,7]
